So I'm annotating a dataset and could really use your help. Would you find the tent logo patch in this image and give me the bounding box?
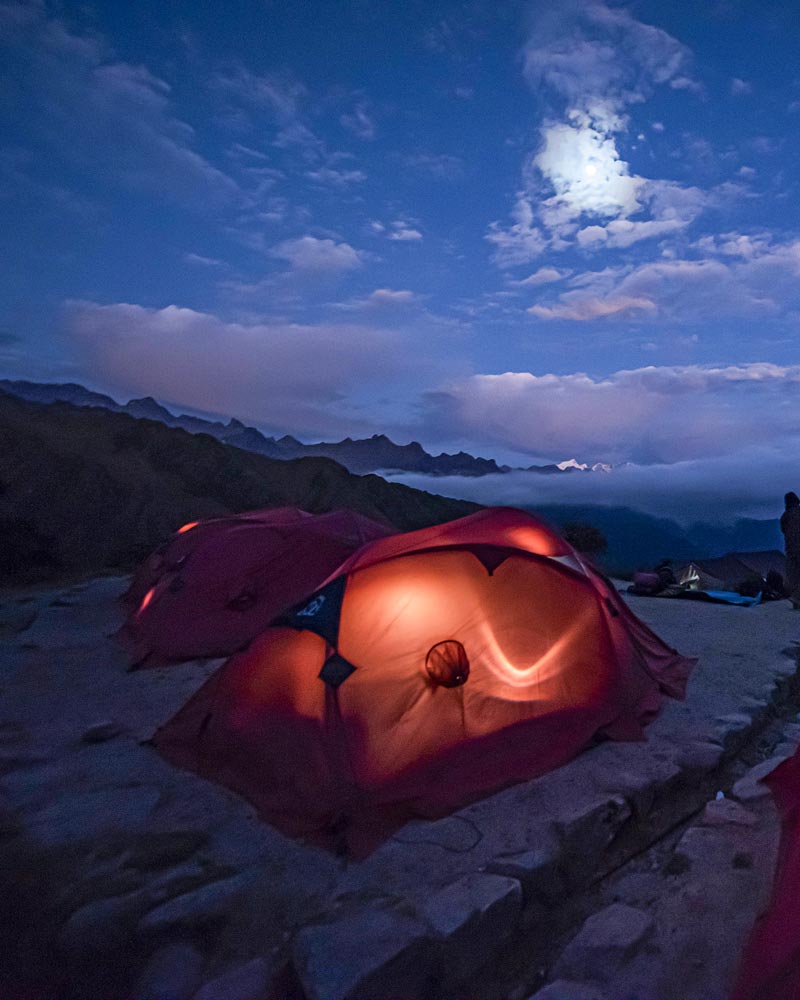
[296,595,326,618]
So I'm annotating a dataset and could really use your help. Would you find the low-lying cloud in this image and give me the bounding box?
[425,363,800,464]
[388,446,796,526]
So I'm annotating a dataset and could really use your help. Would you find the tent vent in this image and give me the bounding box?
[319,653,356,688]
[426,640,470,688]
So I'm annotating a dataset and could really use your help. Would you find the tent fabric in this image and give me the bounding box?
[120,507,393,666]
[155,507,695,857]
[732,747,800,1000]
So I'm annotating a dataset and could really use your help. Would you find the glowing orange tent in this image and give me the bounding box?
[120,507,392,666]
[155,507,695,856]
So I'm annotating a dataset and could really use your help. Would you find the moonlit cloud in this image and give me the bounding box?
[534,113,644,222]
[522,1,695,121]
[489,1,706,263]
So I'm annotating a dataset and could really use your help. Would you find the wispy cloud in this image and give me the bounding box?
[1,2,238,209]
[340,100,376,140]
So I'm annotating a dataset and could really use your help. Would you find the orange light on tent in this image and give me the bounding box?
[177,521,199,535]
[138,587,156,615]
[506,525,564,556]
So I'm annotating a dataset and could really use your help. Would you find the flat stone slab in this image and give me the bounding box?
[293,907,434,1000]
[554,904,654,982]
[2,577,800,997]
[420,872,522,982]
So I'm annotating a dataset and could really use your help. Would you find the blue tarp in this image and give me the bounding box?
[680,589,762,607]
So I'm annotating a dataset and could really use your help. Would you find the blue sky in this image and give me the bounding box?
[2,0,800,474]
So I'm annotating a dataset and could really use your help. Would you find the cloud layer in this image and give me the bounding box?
[66,301,406,436]
[426,363,800,464]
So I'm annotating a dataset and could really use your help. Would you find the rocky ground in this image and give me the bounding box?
[0,578,798,1000]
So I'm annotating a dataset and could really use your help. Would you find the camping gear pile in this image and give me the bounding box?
[123,506,694,855]
[627,552,787,606]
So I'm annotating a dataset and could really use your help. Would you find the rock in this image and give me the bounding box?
[732,757,788,802]
[673,827,719,868]
[133,942,205,1000]
[554,903,654,983]
[81,720,124,743]
[700,798,758,827]
[527,981,609,1000]
[610,872,663,908]
[58,888,153,958]
[193,957,272,1000]
[673,741,724,775]
[124,830,209,871]
[419,872,523,982]
[293,907,434,1000]
[488,837,564,907]
[138,872,252,936]
[27,786,161,846]
[0,605,37,637]
[557,795,631,888]
[714,713,754,750]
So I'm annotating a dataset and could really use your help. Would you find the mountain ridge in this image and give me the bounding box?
[0,379,600,478]
[0,389,479,584]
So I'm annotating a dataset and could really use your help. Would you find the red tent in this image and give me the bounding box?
[155,507,695,856]
[732,748,800,1000]
[120,507,393,666]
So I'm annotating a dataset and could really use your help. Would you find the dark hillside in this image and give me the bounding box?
[0,392,478,584]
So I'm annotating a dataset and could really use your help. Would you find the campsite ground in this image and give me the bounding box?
[0,578,798,999]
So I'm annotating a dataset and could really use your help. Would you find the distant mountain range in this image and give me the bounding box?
[535,504,783,577]
[0,382,784,583]
[0,380,604,478]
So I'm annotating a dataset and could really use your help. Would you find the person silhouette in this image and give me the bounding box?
[780,491,800,609]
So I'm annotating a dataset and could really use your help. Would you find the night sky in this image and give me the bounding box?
[2,0,799,495]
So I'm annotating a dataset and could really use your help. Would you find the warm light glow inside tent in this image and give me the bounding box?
[155,508,694,856]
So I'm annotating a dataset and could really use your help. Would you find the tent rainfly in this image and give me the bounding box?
[152,507,696,856]
[120,506,393,666]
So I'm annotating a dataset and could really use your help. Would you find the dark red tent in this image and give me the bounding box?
[155,507,695,856]
[732,748,800,1000]
[120,507,393,666]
